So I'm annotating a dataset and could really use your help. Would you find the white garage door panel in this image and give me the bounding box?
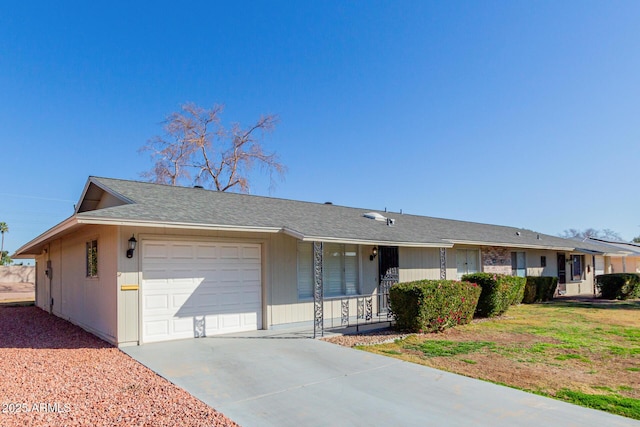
[142,240,262,343]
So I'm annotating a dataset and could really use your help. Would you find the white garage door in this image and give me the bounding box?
[142,240,262,343]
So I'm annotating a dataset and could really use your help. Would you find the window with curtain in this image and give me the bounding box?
[297,242,360,299]
[511,251,526,277]
[571,255,584,281]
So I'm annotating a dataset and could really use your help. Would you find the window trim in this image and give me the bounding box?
[296,241,314,300]
[511,251,526,277]
[86,239,98,278]
[570,254,584,282]
[296,242,361,300]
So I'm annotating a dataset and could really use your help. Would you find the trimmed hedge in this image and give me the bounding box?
[522,276,558,304]
[596,273,640,300]
[389,280,481,333]
[461,273,526,317]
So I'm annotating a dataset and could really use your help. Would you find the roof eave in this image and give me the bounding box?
[76,216,283,234]
[281,228,451,248]
[13,216,79,257]
[446,239,574,251]
[74,177,136,214]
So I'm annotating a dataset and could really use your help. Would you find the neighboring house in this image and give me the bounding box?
[584,238,640,275]
[12,177,626,346]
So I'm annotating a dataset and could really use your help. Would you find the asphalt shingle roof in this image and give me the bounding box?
[80,177,578,250]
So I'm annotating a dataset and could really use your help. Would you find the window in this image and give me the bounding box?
[86,239,98,278]
[456,249,479,279]
[297,242,314,299]
[571,254,584,281]
[297,242,360,299]
[511,251,526,277]
[541,256,547,267]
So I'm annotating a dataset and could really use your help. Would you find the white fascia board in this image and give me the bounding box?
[76,216,282,234]
[603,252,631,257]
[282,227,305,240]
[74,177,96,214]
[282,227,450,247]
[446,239,575,251]
[13,216,78,257]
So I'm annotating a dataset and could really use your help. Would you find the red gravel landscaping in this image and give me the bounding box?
[0,306,239,427]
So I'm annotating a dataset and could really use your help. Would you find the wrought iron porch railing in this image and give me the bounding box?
[321,291,394,333]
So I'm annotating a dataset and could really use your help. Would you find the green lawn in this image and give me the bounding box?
[358,299,640,420]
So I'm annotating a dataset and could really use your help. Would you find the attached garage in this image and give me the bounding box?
[141,240,262,343]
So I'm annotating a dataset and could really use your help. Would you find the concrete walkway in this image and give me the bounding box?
[123,330,639,427]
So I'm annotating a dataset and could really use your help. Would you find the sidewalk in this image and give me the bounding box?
[0,282,35,303]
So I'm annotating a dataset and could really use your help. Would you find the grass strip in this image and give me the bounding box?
[556,389,640,420]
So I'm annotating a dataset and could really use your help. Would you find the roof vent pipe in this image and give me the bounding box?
[324,202,333,205]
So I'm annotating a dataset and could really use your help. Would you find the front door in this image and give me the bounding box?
[378,246,399,313]
[557,253,566,294]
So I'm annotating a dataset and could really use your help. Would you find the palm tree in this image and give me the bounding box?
[0,222,8,260]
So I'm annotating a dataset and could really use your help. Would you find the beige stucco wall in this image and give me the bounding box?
[34,253,47,309]
[525,249,558,277]
[398,247,442,282]
[564,253,596,296]
[267,241,380,327]
[33,224,118,343]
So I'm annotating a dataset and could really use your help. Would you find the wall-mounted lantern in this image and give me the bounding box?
[126,235,137,259]
[370,246,378,261]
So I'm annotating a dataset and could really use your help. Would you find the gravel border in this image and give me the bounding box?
[323,329,414,347]
[0,306,239,427]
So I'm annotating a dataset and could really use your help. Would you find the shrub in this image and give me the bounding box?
[389,280,481,333]
[522,276,558,304]
[462,273,525,317]
[506,275,527,305]
[596,273,640,300]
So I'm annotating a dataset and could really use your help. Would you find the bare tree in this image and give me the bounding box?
[560,228,623,241]
[140,103,286,192]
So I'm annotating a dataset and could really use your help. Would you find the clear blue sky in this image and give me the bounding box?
[2,1,639,258]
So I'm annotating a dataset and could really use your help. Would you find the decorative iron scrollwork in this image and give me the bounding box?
[341,300,349,326]
[365,297,372,321]
[440,248,447,279]
[313,241,324,338]
[194,316,205,338]
[357,298,364,319]
[379,266,398,313]
[386,294,393,319]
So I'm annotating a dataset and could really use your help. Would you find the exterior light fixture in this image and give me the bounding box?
[370,246,378,261]
[126,235,137,259]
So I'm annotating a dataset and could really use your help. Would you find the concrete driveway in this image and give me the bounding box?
[122,329,639,427]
